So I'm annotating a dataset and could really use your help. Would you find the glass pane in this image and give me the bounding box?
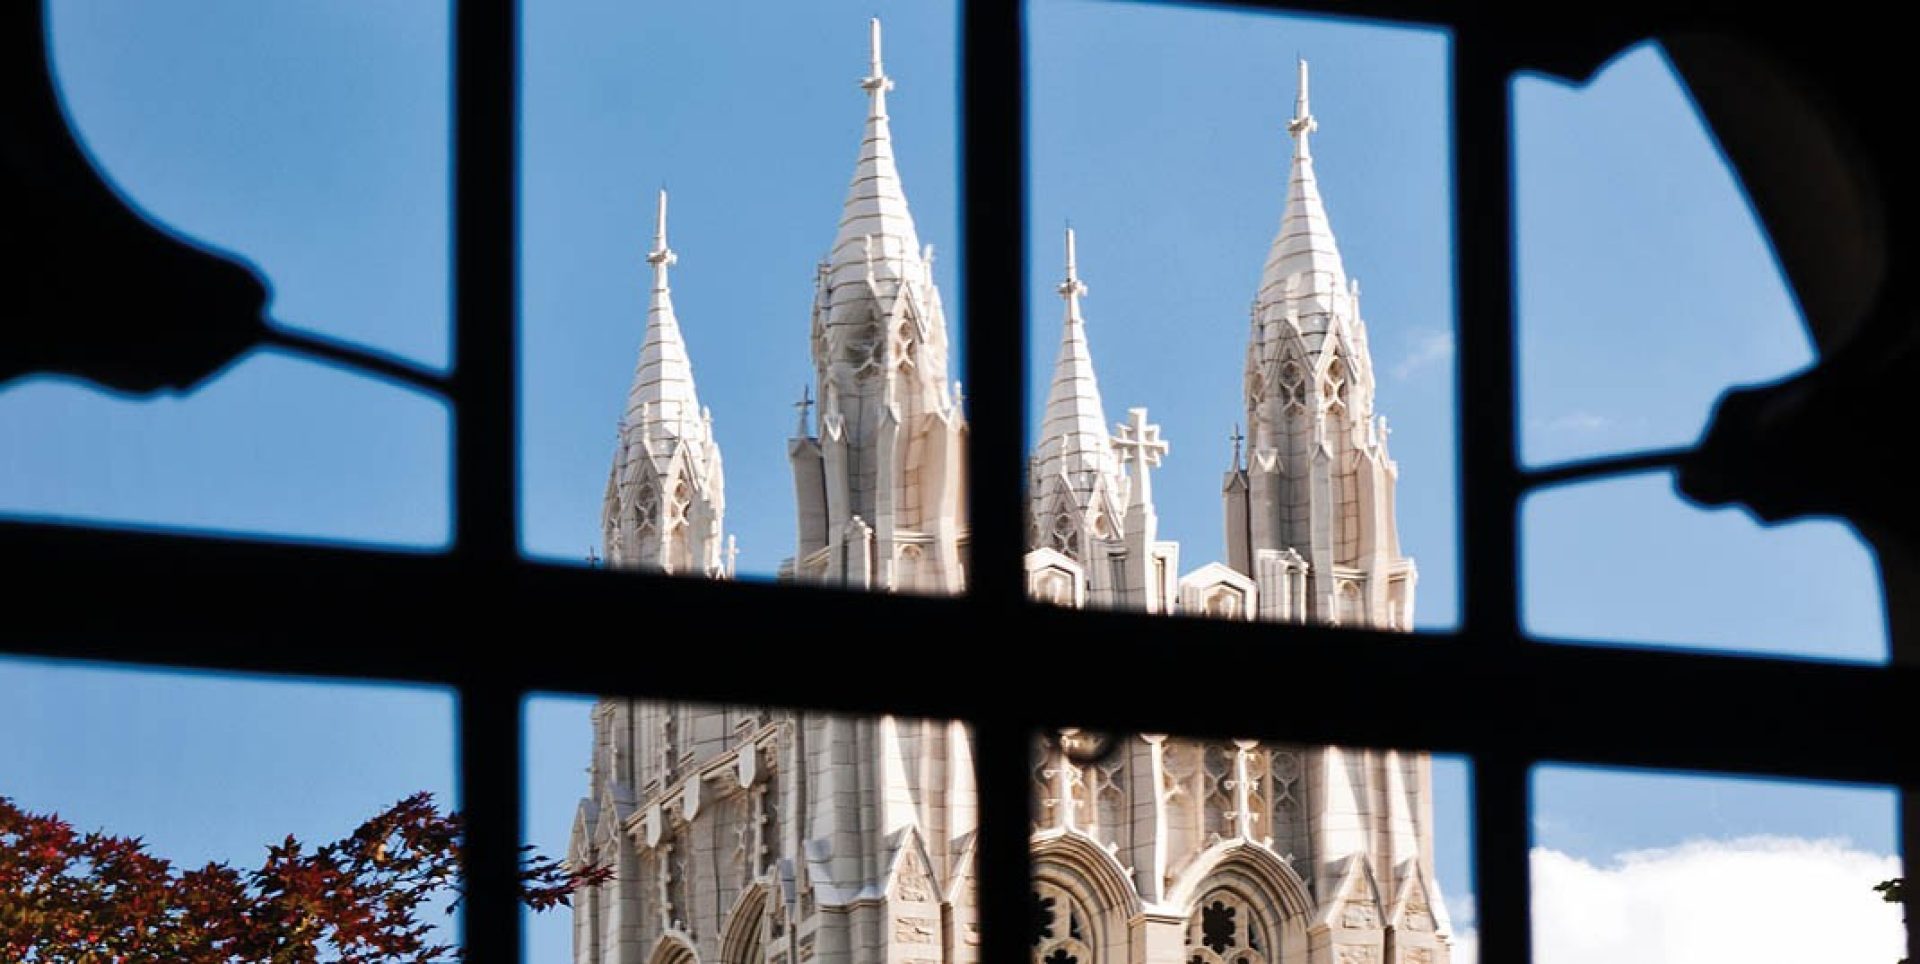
[47,3,452,368]
[519,4,965,589]
[5,5,452,548]
[1029,732,1473,964]
[1027,1,1458,628]
[1513,42,1889,662]
[1532,765,1904,963]
[1522,473,1886,661]
[0,658,463,958]
[1514,42,1813,467]
[525,695,976,964]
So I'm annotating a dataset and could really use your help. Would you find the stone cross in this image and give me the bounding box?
[793,384,813,436]
[1230,423,1246,470]
[1112,407,1169,509]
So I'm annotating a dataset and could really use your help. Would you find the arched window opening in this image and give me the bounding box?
[1032,880,1096,964]
[1185,889,1270,964]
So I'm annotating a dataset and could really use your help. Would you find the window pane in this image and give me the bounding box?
[1514,42,1812,466]
[46,3,452,368]
[4,5,453,548]
[525,695,976,964]
[1531,764,1904,963]
[1026,1,1458,628]
[0,658,462,958]
[1521,473,1886,661]
[1512,41,1888,662]
[1030,732,1473,964]
[519,4,965,590]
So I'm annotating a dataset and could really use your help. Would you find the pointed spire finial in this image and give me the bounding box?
[861,17,894,112]
[1287,58,1317,152]
[647,188,676,272]
[1057,225,1088,310]
[1230,423,1246,470]
[794,384,814,436]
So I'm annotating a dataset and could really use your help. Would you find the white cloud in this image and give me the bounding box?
[1451,927,1480,964]
[1531,410,1613,433]
[1451,837,1903,964]
[1392,329,1454,380]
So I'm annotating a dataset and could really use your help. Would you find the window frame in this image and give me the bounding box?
[2,2,1914,963]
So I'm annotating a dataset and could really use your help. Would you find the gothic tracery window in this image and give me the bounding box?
[850,321,882,373]
[1185,889,1268,964]
[892,320,917,371]
[635,483,658,531]
[1050,512,1082,558]
[1322,357,1349,416]
[1090,511,1112,541]
[1278,360,1306,412]
[1202,744,1235,840]
[669,481,693,526]
[1031,881,1095,964]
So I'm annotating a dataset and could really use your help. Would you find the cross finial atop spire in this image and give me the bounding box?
[1256,57,1346,305]
[1287,58,1317,152]
[794,383,814,435]
[861,17,894,114]
[1230,422,1246,470]
[1057,225,1088,312]
[647,188,676,274]
[825,17,925,316]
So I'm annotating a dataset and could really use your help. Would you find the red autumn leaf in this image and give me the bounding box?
[0,793,609,963]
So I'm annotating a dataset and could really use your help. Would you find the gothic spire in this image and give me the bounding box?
[825,18,925,303]
[625,188,706,443]
[1034,227,1120,504]
[1258,59,1349,308]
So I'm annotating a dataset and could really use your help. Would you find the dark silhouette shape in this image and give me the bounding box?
[1660,34,1920,640]
[2,5,269,395]
[2,6,445,398]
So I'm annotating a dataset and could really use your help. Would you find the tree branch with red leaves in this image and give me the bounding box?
[1,792,612,963]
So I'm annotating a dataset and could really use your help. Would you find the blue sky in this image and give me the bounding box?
[0,1,1902,962]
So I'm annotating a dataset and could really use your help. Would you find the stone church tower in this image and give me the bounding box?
[1020,60,1450,964]
[576,24,978,964]
[574,29,1452,964]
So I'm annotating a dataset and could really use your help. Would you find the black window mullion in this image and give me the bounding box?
[964,0,1034,960]
[1454,30,1522,644]
[1454,24,1531,964]
[461,683,525,964]
[452,0,523,960]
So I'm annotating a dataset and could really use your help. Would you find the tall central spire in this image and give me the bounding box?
[826,17,924,303]
[789,18,964,593]
[1259,58,1347,306]
[626,188,705,443]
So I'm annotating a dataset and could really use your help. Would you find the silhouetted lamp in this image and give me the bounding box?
[1664,35,1919,552]
[2,6,439,397]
